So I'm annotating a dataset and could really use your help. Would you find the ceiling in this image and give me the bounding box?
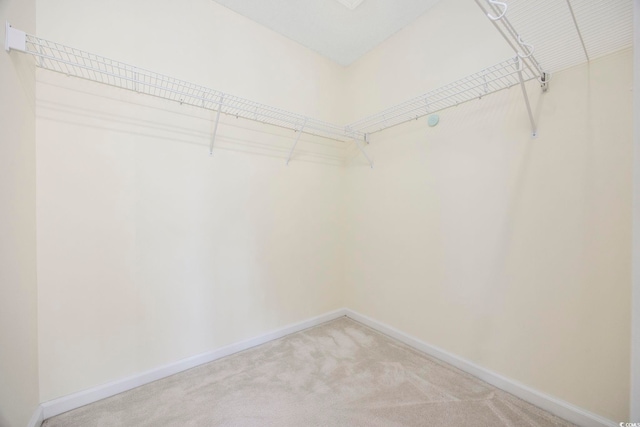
[210,0,442,66]
[211,0,633,71]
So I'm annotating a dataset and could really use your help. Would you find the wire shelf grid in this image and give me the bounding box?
[504,0,633,73]
[347,57,537,134]
[25,34,362,143]
[8,0,633,147]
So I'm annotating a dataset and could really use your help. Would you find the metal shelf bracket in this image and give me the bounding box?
[515,57,538,138]
[286,117,308,165]
[209,96,224,156]
[5,22,26,52]
[540,72,550,93]
[354,138,374,169]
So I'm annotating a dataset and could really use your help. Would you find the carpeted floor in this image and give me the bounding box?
[44,317,573,426]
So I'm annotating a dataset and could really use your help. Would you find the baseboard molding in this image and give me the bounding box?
[27,404,43,427]
[40,308,347,420]
[39,307,618,427]
[344,309,617,427]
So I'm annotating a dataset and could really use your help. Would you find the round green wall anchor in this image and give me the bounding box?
[427,114,439,127]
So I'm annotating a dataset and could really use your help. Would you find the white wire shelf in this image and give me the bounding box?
[21,33,363,143]
[346,57,538,135]
[474,0,547,80]
[6,23,542,152]
[5,0,632,151]
[500,0,633,74]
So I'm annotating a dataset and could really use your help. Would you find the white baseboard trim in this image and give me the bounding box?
[39,307,618,427]
[344,309,617,427]
[27,404,43,427]
[40,308,347,420]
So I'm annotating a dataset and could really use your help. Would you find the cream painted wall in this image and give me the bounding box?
[0,0,40,426]
[33,0,633,422]
[343,3,633,419]
[36,0,347,401]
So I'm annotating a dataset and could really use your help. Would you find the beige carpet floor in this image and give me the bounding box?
[43,317,573,426]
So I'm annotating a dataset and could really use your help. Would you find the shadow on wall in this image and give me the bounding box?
[36,75,351,168]
[9,50,37,114]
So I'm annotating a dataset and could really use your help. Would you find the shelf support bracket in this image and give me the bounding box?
[5,22,26,52]
[354,137,374,169]
[209,97,223,156]
[516,57,537,137]
[286,117,308,165]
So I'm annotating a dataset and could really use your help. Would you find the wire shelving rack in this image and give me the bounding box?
[346,57,538,135]
[8,0,630,162]
[16,31,363,144]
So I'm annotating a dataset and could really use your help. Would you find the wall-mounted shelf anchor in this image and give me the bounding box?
[353,138,374,169]
[515,57,538,138]
[209,96,224,156]
[540,72,550,93]
[286,117,308,165]
[5,22,26,53]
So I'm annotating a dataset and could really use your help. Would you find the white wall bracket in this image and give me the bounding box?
[286,117,308,165]
[209,97,223,156]
[353,138,374,169]
[540,72,550,93]
[516,57,538,138]
[5,22,26,52]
